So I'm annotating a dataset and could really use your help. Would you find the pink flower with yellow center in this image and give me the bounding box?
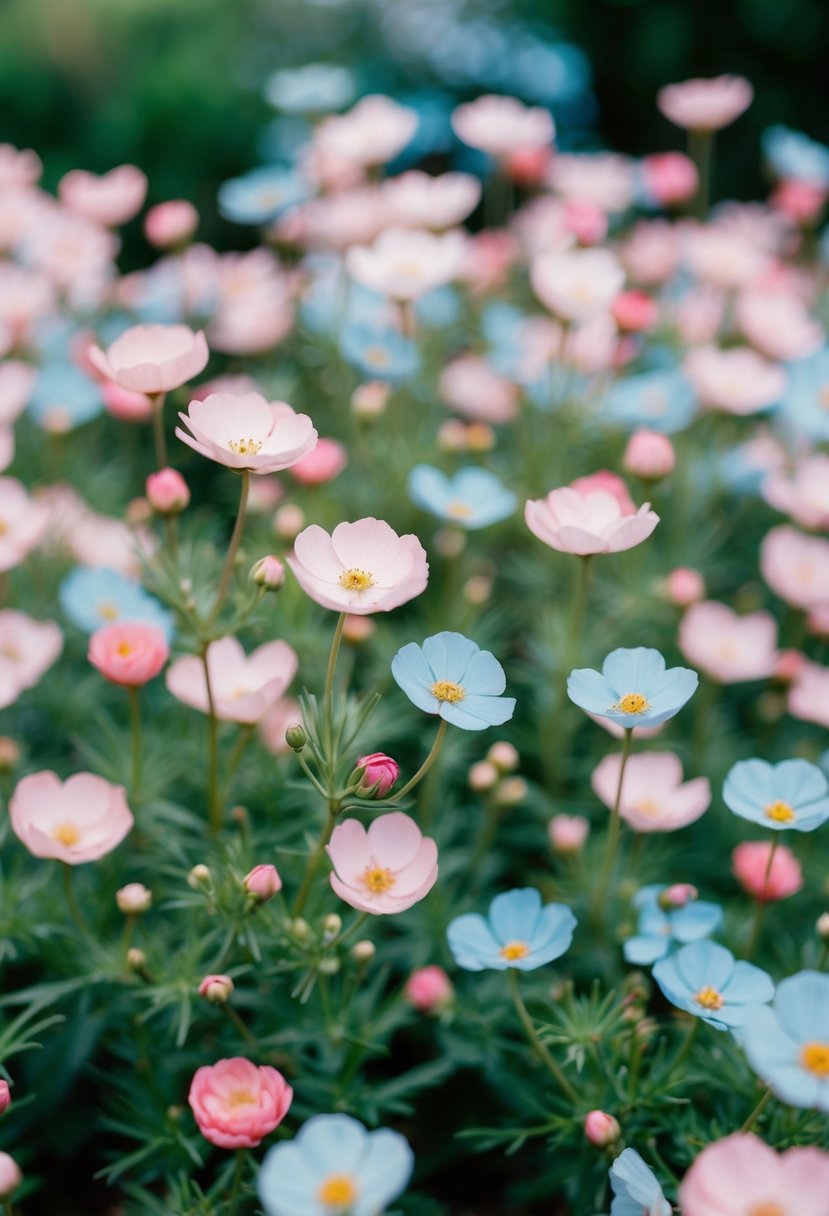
[176,392,317,473]
[188,1057,292,1149]
[326,812,438,914]
[680,1133,829,1216]
[89,323,208,394]
[88,621,169,687]
[9,770,133,864]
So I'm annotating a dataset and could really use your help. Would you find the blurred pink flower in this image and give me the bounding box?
[562,198,608,246]
[771,179,828,224]
[761,525,829,613]
[346,227,467,301]
[314,95,418,167]
[683,345,785,415]
[326,811,438,914]
[641,152,698,205]
[166,637,297,725]
[257,696,303,755]
[0,1080,11,1115]
[549,152,636,212]
[736,291,823,362]
[763,457,829,530]
[0,143,41,189]
[176,392,317,474]
[623,430,675,480]
[100,380,154,423]
[0,611,62,710]
[0,360,35,426]
[383,170,481,230]
[188,1057,292,1149]
[89,323,208,394]
[9,770,133,864]
[679,601,778,683]
[146,468,190,515]
[657,75,753,130]
[451,94,554,158]
[438,355,519,423]
[591,751,711,833]
[0,477,50,571]
[621,220,680,285]
[144,199,199,247]
[732,840,803,902]
[287,517,428,614]
[290,437,347,485]
[788,657,829,729]
[525,477,658,555]
[611,289,658,333]
[680,1132,829,1216]
[404,965,454,1012]
[665,567,705,607]
[548,813,590,853]
[88,622,169,687]
[0,1152,21,1198]
[59,164,147,227]
[531,248,625,322]
[208,249,294,355]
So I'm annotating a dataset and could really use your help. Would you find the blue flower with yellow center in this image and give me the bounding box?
[567,647,698,728]
[391,631,515,731]
[447,888,576,971]
[741,971,829,1112]
[652,940,774,1030]
[60,567,174,640]
[339,323,419,382]
[218,166,312,226]
[623,885,723,965]
[723,758,829,832]
[407,465,516,529]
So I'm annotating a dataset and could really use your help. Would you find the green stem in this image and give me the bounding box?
[223,1004,258,1050]
[664,1017,698,1080]
[689,128,714,220]
[62,864,87,934]
[746,835,780,959]
[508,971,578,1103]
[202,645,222,836]
[222,725,255,799]
[128,685,142,803]
[323,613,347,722]
[150,392,168,471]
[333,911,369,949]
[591,729,633,923]
[228,1147,246,1213]
[209,470,251,628]
[395,718,448,801]
[740,1086,773,1134]
[292,804,339,919]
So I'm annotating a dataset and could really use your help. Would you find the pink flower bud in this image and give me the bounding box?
[0,1152,21,1197]
[146,467,190,515]
[641,152,699,205]
[251,555,285,590]
[506,145,552,186]
[487,741,519,772]
[0,1081,11,1115]
[584,1110,621,1147]
[817,912,829,940]
[623,429,676,480]
[342,614,375,643]
[88,622,170,687]
[101,380,154,423]
[0,738,20,773]
[665,567,705,607]
[116,883,152,914]
[356,752,399,798]
[290,438,347,486]
[549,814,590,854]
[494,777,527,807]
[198,974,234,1004]
[774,649,805,684]
[437,420,469,453]
[351,381,389,418]
[732,841,803,902]
[563,198,608,246]
[659,883,698,910]
[244,864,282,902]
[468,760,499,792]
[404,965,454,1013]
[144,199,199,247]
[274,503,305,540]
[612,290,658,333]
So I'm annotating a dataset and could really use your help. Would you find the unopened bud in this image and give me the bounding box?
[251,555,285,590]
[342,614,375,643]
[126,947,147,971]
[817,912,829,940]
[658,883,698,910]
[463,574,492,605]
[548,814,589,854]
[116,883,152,915]
[146,468,190,515]
[584,1110,621,1147]
[322,913,342,942]
[468,760,499,792]
[198,974,234,1004]
[494,777,527,807]
[351,381,389,419]
[434,527,466,558]
[290,918,311,942]
[0,1081,11,1115]
[351,940,375,963]
[0,737,20,772]
[244,864,282,902]
[487,741,519,772]
[285,723,306,752]
[274,503,305,540]
[187,864,212,889]
[318,956,341,975]
[0,1152,22,1197]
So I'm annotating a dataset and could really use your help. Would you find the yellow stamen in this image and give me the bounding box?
[97,602,120,621]
[52,823,80,846]
[364,345,391,368]
[500,941,530,961]
[446,501,473,519]
[431,680,465,703]
[361,866,395,894]
[694,986,724,1011]
[765,800,795,824]
[338,568,375,592]
[0,519,6,536]
[116,641,134,657]
[226,1089,256,1109]
[633,798,660,818]
[318,1175,357,1207]
[614,692,650,715]
[227,437,263,456]
[801,1042,829,1077]
[749,1206,785,1216]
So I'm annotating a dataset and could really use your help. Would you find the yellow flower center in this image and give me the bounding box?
[749,1206,785,1216]
[614,692,650,715]
[0,519,6,536]
[801,1041,829,1076]
[364,345,391,368]
[338,568,375,592]
[0,644,19,659]
[116,641,134,657]
[765,800,795,824]
[694,986,724,1011]
[500,941,530,961]
[361,866,395,894]
[446,501,473,519]
[633,798,660,817]
[431,680,465,703]
[318,1175,358,1207]
[97,601,120,621]
[226,1088,256,1109]
[52,822,80,846]
[228,437,263,456]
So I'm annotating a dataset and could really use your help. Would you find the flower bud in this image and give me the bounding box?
[437,420,468,453]
[351,940,375,963]
[494,777,527,807]
[116,883,152,915]
[244,864,282,902]
[198,974,234,1005]
[664,567,705,607]
[285,723,307,752]
[126,947,147,971]
[351,381,389,419]
[463,574,492,605]
[0,737,20,773]
[187,864,212,889]
[466,423,495,453]
[584,1110,621,1147]
[549,814,590,854]
[322,913,342,942]
[251,555,286,590]
[0,1081,11,1115]
[274,503,305,540]
[774,649,805,684]
[290,918,311,942]
[468,760,499,792]
[0,1152,21,1197]
[623,428,675,480]
[146,467,190,515]
[126,496,153,525]
[611,289,658,333]
[355,752,399,798]
[434,527,467,558]
[658,883,698,910]
[817,912,829,940]
[291,438,347,486]
[342,614,375,643]
[404,966,454,1013]
[144,199,199,248]
[487,741,519,773]
[318,956,341,976]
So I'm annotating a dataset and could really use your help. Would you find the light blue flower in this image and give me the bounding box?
[264,64,355,115]
[652,941,774,1031]
[609,1148,672,1216]
[258,1113,414,1216]
[741,971,829,1112]
[447,888,576,971]
[407,465,516,529]
[391,632,515,731]
[28,363,103,430]
[723,758,829,833]
[603,369,697,434]
[413,286,461,329]
[60,567,174,640]
[762,125,829,188]
[218,166,312,226]
[339,323,420,382]
[567,648,698,728]
[623,885,723,965]
[778,348,829,443]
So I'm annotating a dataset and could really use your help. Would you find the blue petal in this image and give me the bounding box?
[624,934,670,965]
[447,913,501,970]
[458,649,507,696]
[567,668,617,714]
[422,632,480,683]
[674,941,735,993]
[488,888,542,944]
[601,648,666,695]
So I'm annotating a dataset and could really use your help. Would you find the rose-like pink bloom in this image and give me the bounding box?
[244,864,282,902]
[355,752,399,797]
[346,227,467,301]
[623,430,675,480]
[683,345,785,415]
[531,248,625,322]
[287,517,428,614]
[9,770,133,864]
[763,457,829,530]
[88,622,169,687]
[59,164,147,227]
[641,152,699,205]
[326,812,438,914]
[290,437,347,486]
[383,170,481,230]
[679,601,778,683]
[525,478,658,556]
[0,477,50,571]
[562,198,608,246]
[0,611,62,710]
[166,637,297,725]
[665,567,705,607]
[144,200,199,247]
[89,323,208,394]
[548,813,590,853]
[314,95,418,167]
[732,841,803,902]
[680,1132,829,1216]
[584,1111,621,1147]
[100,380,154,423]
[736,292,823,362]
[404,965,454,1012]
[761,526,829,613]
[591,751,711,833]
[451,94,554,158]
[788,657,829,729]
[146,468,190,515]
[438,355,519,424]
[198,974,234,1004]
[657,75,753,130]
[0,1152,21,1197]
[176,392,317,474]
[188,1057,292,1149]
[611,290,658,333]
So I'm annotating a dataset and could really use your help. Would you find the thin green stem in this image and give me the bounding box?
[333,911,369,949]
[228,1147,247,1213]
[128,685,142,803]
[663,1017,699,1080]
[222,725,255,798]
[508,970,578,1104]
[292,805,339,919]
[150,392,168,471]
[202,645,222,836]
[223,1004,258,1050]
[296,750,329,799]
[209,470,251,628]
[62,864,87,934]
[591,729,633,923]
[740,1086,774,1134]
[323,613,347,720]
[689,128,714,220]
[746,835,781,959]
[396,718,448,801]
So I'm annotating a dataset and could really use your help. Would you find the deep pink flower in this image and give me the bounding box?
[732,841,803,902]
[591,751,711,833]
[89,323,208,394]
[166,637,297,725]
[0,1080,11,1115]
[188,1057,292,1149]
[244,864,282,902]
[144,200,199,247]
[176,392,317,474]
[680,1133,829,1216]
[641,152,698,205]
[326,812,438,914]
[525,478,658,556]
[679,601,778,683]
[9,771,133,864]
[404,965,454,1012]
[146,468,190,515]
[88,622,169,687]
[611,289,658,332]
[355,752,399,797]
[657,75,753,131]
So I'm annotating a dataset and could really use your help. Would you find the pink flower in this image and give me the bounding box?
[771,179,827,224]
[0,1081,10,1115]
[679,601,778,683]
[0,361,36,426]
[438,355,519,424]
[563,198,609,246]
[451,94,555,158]
[0,477,50,571]
[89,323,209,394]
[290,437,347,485]
[732,841,803,902]
[383,170,481,230]
[531,248,625,322]
[198,975,234,1004]
[175,392,317,474]
[0,143,41,189]
[657,75,753,131]
[144,200,199,247]
[665,567,705,607]
[736,291,823,362]
[166,637,297,725]
[146,468,190,515]
[584,1111,621,1147]
[244,864,282,902]
[346,227,467,301]
[188,1057,292,1149]
[623,430,675,480]
[314,95,418,167]
[287,517,428,614]
[591,751,711,833]
[0,611,62,710]
[355,753,399,797]
[9,770,133,864]
[611,290,658,333]
[0,1152,21,1197]
[683,346,785,415]
[569,471,636,514]
[763,457,829,530]
[761,526,829,613]
[788,658,829,729]
[680,1133,829,1216]
[88,622,170,687]
[641,152,698,205]
[404,965,454,1013]
[58,164,147,227]
[525,478,658,556]
[100,381,154,423]
[326,812,438,914]
[548,814,590,853]
[549,152,636,212]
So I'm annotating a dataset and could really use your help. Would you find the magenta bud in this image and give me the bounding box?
[0,1081,11,1115]
[404,966,454,1013]
[244,864,282,902]
[145,467,190,515]
[251,555,286,590]
[584,1110,621,1147]
[198,974,234,1005]
[659,883,698,910]
[355,752,399,798]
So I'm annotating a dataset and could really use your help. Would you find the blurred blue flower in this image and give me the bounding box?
[413,286,461,329]
[264,64,355,114]
[762,125,829,187]
[447,888,576,971]
[339,324,420,382]
[778,348,829,443]
[603,369,697,434]
[258,1113,414,1216]
[567,648,698,728]
[392,631,515,731]
[218,166,312,225]
[741,971,829,1112]
[609,1149,671,1216]
[723,758,829,833]
[623,885,723,965]
[28,363,103,430]
[407,465,516,529]
[652,941,774,1030]
[60,567,174,640]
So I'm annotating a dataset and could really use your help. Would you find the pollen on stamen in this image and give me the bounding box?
[52,822,80,846]
[765,800,795,823]
[801,1041,829,1077]
[361,865,395,895]
[318,1174,358,1207]
[227,437,263,456]
[446,500,474,519]
[97,601,120,621]
[500,940,530,961]
[226,1089,257,1108]
[694,985,724,1011]
[431,679,465,703]
[610,692,650,715]
[339,567,375,592]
